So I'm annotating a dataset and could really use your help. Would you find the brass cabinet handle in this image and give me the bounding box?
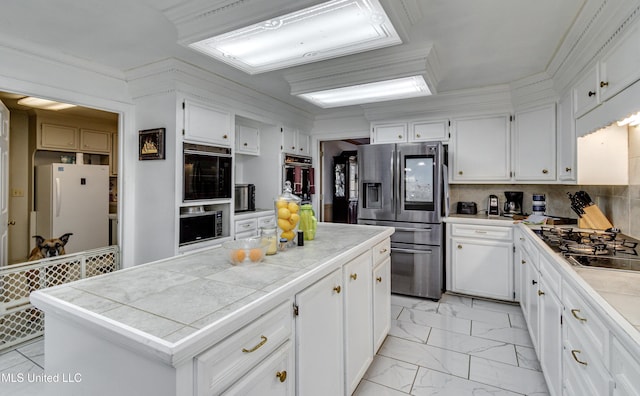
[223,134,228,139]
[532,280,537,285]
[333,285,341,294]
[457,245,462,249]
[416,133,421,138]
[350,273,358,281]
[276,371,287,383]
[521,259,526,264]
[243,142,248,146]
[379,248,388,254]
[458,171,463,175]
[571,309,587,322]
[538,290,545,296]
[600,81,609,88]
[565,167,572,172]
[542,169,549,174]
[571,349,588,366]
[398,135,403,139]
[376,276,382,283]
[291,146,296,150]
[8,221,16,226]
[588,91,596,97]
[241,335,267,353]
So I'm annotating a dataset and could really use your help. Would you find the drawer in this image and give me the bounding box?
[372,238,390,264]
[196,301,292,395]
[563,329,612,396]
[562,283,608,357]
[539,254,561,296]
[450,224,513,241]
[258,215,276,228]
[236,218,258,234]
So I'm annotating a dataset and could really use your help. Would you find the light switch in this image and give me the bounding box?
[11,188,24,197]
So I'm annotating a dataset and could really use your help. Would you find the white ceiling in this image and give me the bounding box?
[0,0,586,115]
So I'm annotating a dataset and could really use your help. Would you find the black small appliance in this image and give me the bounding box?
[488,195,500,216]
[503,191,523,217]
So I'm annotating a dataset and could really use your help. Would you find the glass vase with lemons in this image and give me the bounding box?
[275,181,301,247]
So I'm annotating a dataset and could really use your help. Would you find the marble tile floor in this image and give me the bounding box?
[354,293,549,396]
[0,293,548,396]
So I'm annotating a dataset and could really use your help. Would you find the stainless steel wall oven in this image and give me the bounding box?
[183,143,232,201]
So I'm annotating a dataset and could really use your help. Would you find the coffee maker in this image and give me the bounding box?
[503,191,523,217]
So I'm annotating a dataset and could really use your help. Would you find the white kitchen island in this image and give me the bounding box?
[31,223,393,396]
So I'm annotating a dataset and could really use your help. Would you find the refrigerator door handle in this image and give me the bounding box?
[394,227,432,232]
[55,177,61,217]
[442,163,450,217]
[392,247,433,254]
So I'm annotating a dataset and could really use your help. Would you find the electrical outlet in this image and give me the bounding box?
[11,188,24,197]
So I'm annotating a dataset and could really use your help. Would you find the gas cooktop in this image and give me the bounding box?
[535,226,640,272]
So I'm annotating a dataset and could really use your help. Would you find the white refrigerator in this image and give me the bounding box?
[35,164,109,254]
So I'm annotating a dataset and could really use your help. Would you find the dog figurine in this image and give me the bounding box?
[28,233,73,261]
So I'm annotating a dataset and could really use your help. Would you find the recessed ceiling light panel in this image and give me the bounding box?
[297,76,431,108]
[17,96,76,111]
[188,0,401,74]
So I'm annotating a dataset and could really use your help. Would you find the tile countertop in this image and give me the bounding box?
[30,223,393,364]
[446,215,640,346]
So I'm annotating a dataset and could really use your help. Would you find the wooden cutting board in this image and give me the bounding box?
[578,204,613,230]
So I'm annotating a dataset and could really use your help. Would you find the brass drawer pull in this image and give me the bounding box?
[333,285,341,294]
[571,309,587,322]
[542,169,549,174]
[600,81,609,88]
[379,248,388,254]
[242,335,267,353]
[376,276,382,283]
[350,273,358,281]
[571,349,588,366]
[276,371,287,382]
[538,290,545,296]
[223,134,228,139]
[521,259,526,264]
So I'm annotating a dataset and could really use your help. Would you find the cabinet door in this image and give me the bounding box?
[371,122,407,144]
[295,269,344,396]
[525,262,540,350]
[450,237,514,301]
[184,99,232,146]
[372,256,390,353]
[557,91,576,182]
[236,124,260,155]
[80,129,111,153]
[411,120,448,141]
[297,133,310,156]
[40,123,78,150]
[573,65,599,118]
[513,104,556,181]
[599,23,640,102]
[221,341,294,396]
[281,127,297,154]
[344,252,373,395]
[451,115,510,182]
[538,279,562,396]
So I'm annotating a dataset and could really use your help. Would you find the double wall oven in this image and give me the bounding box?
[358,142,448,300]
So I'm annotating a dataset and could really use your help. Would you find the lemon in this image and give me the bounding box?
[288,202,299,213]
[281,230,295,240]
[278,218,293,231]
[289,213,300,226]
[277,207,291,219]
[276,199,288,209]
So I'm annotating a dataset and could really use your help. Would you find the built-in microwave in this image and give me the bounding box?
[179,208,223,246]
[183,143,232,201]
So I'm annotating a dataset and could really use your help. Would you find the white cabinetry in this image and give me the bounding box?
[183,99,232,146]
[343,251,373,395]
[447,222,514,301]
[537,254,563,396]
[295,269,344,396]
[450,114,511,182]
[234,211,276,239]
[236,124,260,155]
[557,91,576,182]
[372,239,391,353]
[235,217,258,239]
[610,337,640,396]
[371,119,449,144]
[80,128,111,153]
[573,64,601,118]
[513,104,556,181]
[281,127,310,155]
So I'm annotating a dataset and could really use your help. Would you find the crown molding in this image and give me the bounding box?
[285,43,440,95]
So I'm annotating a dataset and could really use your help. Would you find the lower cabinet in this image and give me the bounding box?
[344,251,373,395]
[295,268,345,396]
[373,256,391,352]
[538,255,562,396]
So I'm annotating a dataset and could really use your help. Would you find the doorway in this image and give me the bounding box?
[0,91,119,265]
[319,138,369,223]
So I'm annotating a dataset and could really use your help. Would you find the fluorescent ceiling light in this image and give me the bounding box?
[188,0,401,74]
[297,76,431,108]
[17,97,76,111]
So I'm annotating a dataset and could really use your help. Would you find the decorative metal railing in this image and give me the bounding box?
[0,246,120,352]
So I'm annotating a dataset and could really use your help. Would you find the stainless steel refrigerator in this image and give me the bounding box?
[35,164,109,254]
[357,142,448,299]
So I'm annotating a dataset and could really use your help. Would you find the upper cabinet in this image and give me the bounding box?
[370,119,449,144]
[574,23,640,119]
[80,128,111,153]
[183,99,232,146]
[235,124,260,156]
[513,104,556,181]
[281,126,310,156]
[39,123,78,151]
[450,114,511,182]
[557,91,576,182]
